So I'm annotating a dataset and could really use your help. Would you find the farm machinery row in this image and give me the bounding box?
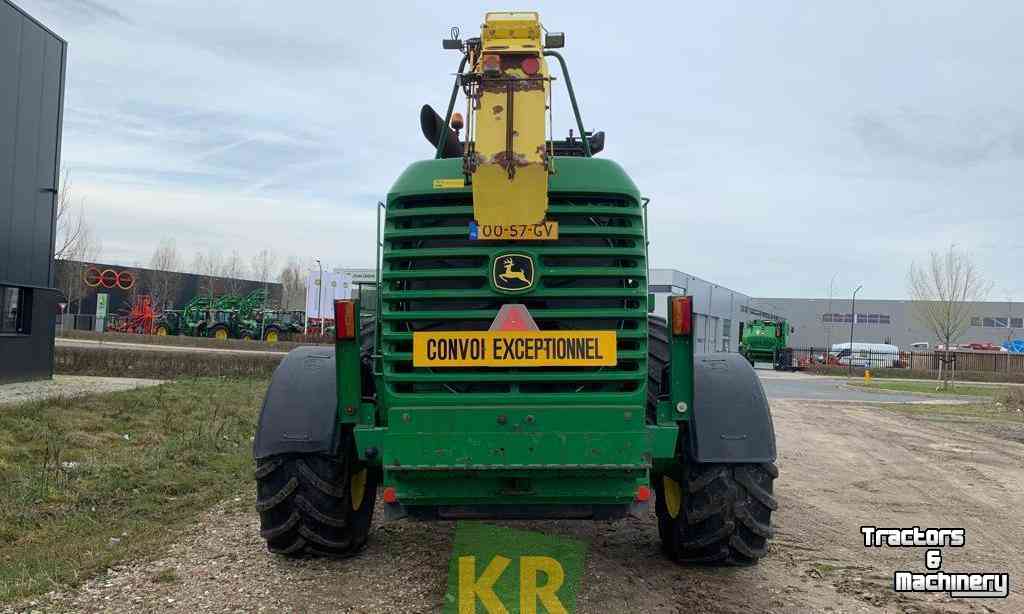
[105,289,304,343]
[152,289,304,343]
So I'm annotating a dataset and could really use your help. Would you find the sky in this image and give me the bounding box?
[17,0,1024,299]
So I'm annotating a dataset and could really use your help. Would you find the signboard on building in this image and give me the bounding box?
[95,293,108,332]
[305,271,354,319]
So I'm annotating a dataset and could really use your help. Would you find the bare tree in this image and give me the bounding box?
[53,168,102,319]
[251,248,278,305]
[147,238,183,309]
[279,257,307,311]
[908,245,991,389]
[222,250,248,295]
[192,248,225,302]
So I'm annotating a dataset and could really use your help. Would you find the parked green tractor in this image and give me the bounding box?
[253,11,777,566]
[155,289,268,340]
[254,309,305,344]
[739,319,795,370]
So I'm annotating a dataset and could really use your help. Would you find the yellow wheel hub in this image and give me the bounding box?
[663,475,682,519]
[155,326,168,336]
[265,330,279,344]
[350,468,368,510]
[214,328,228,340]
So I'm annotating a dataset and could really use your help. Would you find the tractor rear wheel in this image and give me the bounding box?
[647,317,778,565]
[653,459,777,565]
[255,429,377,557]
[209,324,229,340]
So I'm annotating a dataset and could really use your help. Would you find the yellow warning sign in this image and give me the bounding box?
[412,331,617,368]
[433,178,465,189]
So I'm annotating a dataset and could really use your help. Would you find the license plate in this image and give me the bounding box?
[412,331,616,367]
[469,221,559,241]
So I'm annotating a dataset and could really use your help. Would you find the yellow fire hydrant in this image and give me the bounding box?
[864,369,872,382]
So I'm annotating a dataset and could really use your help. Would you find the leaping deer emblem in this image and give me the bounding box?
[498,258,530,284]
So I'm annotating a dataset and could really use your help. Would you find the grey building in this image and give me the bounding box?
[649,269,751,354]
[0,1,66,383]
[754,297,1024,351]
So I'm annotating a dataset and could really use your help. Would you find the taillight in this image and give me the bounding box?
[520,55,540,75]
[334,300,355,340]
[671,296,692,336]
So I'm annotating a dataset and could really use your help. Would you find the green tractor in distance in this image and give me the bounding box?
[254,309,305,344]
[155,289,268,340]
[739,319,795,370]
[253,11,777,568]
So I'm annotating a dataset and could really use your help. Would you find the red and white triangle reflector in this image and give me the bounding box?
[489,304,539,332]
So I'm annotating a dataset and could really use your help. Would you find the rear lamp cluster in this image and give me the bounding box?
[671,296,693,337]
[334,300,355,340]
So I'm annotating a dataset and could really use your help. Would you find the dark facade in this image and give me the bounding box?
[0,1,66,383]
[55,260,284,329]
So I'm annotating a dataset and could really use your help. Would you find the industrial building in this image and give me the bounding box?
[649,269,755,354]
[754,298,1024,351]
[0,1,66,383]
[54,260,284,331]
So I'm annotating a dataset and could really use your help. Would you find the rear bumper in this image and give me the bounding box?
[357,404,673,508]
[391,502,646,521]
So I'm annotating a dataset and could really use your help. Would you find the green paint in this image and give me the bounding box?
[443,522,586,614]
[336,300,362,424]
[739,319,791,363]
[347,154,685,509]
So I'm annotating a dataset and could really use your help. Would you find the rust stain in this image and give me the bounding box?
[492,105,504,115]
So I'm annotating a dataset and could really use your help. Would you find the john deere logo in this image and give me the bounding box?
[493,254,534,292]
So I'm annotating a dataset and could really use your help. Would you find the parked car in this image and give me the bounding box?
[829,342,902,368]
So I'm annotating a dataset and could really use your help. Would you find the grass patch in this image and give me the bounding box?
[0,377,268,603]
[848,380,1007,398]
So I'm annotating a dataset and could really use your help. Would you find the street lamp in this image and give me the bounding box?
[848,284,862,377]
[825,272,838,355]
[316,258,324,336]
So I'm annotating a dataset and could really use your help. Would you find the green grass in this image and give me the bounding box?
[848,380,1007,397]
[0,377,268,603]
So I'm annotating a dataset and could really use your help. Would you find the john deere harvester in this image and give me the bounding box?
[253,12,777,565]
[739,319,795,370]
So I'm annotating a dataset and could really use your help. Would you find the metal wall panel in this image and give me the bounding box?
[0,0,66,383]
[0,0,66,288]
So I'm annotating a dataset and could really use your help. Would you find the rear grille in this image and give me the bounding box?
[380,195,647,403]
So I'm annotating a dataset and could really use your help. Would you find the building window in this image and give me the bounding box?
[0,286,32,335]
[974,316,1023,328]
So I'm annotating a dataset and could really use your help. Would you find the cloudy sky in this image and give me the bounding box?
[19,0,1024,298]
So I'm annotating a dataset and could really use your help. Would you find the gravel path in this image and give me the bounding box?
[7,398,1023,613]
[56,338,287,356]
[0,375,163,406]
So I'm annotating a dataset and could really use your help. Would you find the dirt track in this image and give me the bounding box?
[16,398,1024,614]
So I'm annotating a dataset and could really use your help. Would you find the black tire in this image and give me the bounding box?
[654,458,777,565]
[647,317,778,565]
[646,316,670,424]
[255,429,377,557]
[208,324,229,340]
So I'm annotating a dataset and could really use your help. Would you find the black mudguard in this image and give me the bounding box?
[253,346,339,460]
[689,353,776,464]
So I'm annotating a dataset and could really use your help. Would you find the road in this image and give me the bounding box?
[17,374,1024,613]
[757,370,980,403]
